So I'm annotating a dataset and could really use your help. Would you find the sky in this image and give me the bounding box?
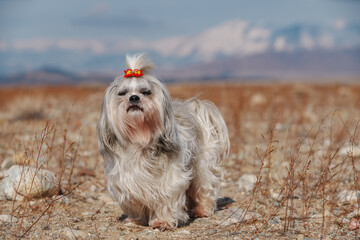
[0,0,359,77]
[1,0,359,42]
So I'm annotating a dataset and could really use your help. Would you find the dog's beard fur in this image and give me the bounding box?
[97,53,230,230]
[111,96,162,146]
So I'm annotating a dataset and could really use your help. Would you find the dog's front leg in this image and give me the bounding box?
[148,180,190,230]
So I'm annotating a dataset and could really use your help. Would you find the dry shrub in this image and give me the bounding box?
[188,84,360,239]
[5,118,81,238]
[1,83,360,239]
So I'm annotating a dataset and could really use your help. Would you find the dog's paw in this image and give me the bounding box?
[151,221,173,231]
[193,206,212,218]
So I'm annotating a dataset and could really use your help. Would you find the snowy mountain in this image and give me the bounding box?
[134,20,360,60]
[0,20,359,82]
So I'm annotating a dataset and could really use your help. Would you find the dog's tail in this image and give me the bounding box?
[188,99,230,162]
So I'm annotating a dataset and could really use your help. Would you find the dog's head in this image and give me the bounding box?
[97,53,178,149]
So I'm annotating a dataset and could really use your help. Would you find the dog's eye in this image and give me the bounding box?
[142,90,151,96]
[118,91,127,96]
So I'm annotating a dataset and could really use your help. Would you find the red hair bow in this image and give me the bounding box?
[124,69,143,78]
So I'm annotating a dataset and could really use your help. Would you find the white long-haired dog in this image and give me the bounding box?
[97,53,229,230]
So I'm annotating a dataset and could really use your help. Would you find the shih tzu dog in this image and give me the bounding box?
[97,53,229,230]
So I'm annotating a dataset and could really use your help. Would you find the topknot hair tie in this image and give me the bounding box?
[124,69,143,78]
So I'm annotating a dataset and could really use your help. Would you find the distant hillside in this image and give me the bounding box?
[0,67,114,86]
[1,47,359,85]
[0,66,74,85]
[159,48,360,81]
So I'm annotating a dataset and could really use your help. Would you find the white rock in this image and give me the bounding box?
[348,218,360,231]
[323,138,331,147]
[237,174,257,192]
[250,93,267,106]
[177,229,191,234]
[64,228,88,240]
[0,214,18,224]
[340,146,360,158]
[347,210,360,219]
[90,185,97,192]
[98,226,107,232]
[337,190,360,203]
[270,189,284,201]
[0,165,59,200]
[52,195,69,205]
[81,211,92,216]
[275,123,283,130]
[217,207,261,226]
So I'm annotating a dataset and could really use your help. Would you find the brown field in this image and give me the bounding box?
[0,83,360,239]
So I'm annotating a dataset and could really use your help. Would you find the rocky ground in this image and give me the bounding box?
[0,83,360,239]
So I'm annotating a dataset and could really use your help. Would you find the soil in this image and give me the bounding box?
[0,83,360,239]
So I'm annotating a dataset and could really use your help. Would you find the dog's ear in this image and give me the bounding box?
[157,86,181,153]
[97,85,119,156]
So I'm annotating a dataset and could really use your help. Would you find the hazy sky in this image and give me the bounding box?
[1,0,359,42]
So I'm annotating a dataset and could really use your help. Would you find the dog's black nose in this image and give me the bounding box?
[129,95,140,103]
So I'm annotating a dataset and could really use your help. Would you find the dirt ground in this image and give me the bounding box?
[0,83,360,239]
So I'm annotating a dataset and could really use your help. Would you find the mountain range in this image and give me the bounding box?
[0,20,359,84]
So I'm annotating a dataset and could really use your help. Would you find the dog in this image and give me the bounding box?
[97,53,229,230]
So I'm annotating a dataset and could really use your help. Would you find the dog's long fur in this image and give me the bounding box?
[97,53,229,229]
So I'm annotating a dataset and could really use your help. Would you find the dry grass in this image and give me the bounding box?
[0,83,359,239]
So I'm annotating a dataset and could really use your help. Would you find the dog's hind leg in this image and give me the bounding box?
[186,160,221,218]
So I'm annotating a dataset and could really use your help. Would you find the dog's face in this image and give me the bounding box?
[107,77,164,146]
[98,55,180,152]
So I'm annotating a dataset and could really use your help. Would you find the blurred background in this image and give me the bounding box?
[0,0,360,84]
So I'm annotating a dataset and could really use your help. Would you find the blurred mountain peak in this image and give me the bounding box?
[0,20,359,82]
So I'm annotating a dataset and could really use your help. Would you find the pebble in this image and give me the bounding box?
[42,225,51,230]
[250,93,267,106]
[346,210,360,219]
[339,146,360,158]
[269,217,280,225]
[142,230,155,236]
[177,229,191,234]
[348,218,359,231]
[216,207,261,226]
[312,209,333,219]
[0,165,59,200]
[275,123,284,130]
[0,214,18,224]
[237,174,257,192]
[52,195,69,205]
[337,190,360,203]
[270,189,284,201]
[64,228,88,240]
[98,226,108,232]
[82,211,92,216]
[90,185,97,192]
